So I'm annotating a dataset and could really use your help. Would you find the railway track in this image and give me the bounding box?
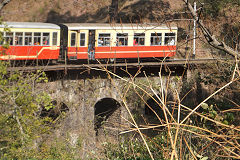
[7,58,233,72]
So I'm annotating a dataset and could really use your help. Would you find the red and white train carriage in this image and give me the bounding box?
[0,22,60,61]
[0,22,177,62]
[62,23,177,61]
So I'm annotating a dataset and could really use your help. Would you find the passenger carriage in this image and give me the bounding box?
[0,22,177,63]
[0,22,60,60]
[60,23,177,62]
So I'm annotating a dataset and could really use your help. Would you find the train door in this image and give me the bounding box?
[59,24,68,61]
[69,31,78,60]
[88,30,96,60]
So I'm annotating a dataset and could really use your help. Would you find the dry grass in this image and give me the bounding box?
[86,56,240,159]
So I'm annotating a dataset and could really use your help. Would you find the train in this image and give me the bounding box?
[0,22,177,63]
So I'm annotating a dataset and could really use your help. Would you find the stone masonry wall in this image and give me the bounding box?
[40,68,183,159]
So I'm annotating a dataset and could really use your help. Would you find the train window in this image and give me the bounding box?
[151,33,162,46]
[25,32,32,45]
[15,32,23,46]
[52,32,58,46]
[71,32,76,47]
[134,33,145,46]
[42,33,50,46]
[98,33,110,46]
[116,33,128,46]
[5,32,13,45]
[164,33,175,45]
[34,32,41,45]
[80,33,85,46]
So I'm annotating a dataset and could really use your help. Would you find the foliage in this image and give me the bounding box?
[0,20,11,50]
[200,102,235,126]
[103,135,165,159]
[0,61,55,159]
[220,23,240,51]
[195,63,236,88]
[187,0,239,18]
[200,0,240,18]
[37,137,82,160]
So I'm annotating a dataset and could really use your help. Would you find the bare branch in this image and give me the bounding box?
[0,0,11,11]
[182,0,240,58]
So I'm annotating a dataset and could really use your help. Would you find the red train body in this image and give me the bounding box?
[0,22,177,62]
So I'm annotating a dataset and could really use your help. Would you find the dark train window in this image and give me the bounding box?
[0,32,3,45]
[15,32,23,46]
[42,33,50,46]
[5,32,13,45]
[164,33,175,45]
[151,33,162,46]
[34,32,41,45]
[71,32,76,47]
[134,33,145,46]
[80,33,85,46]
[98,33,110,46]
[25,32,32,45]
[116,33,128,46]
[52,32,58,46]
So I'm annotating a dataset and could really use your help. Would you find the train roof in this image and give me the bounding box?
[63,23,178,30]
[0,22,60,29]
[0,22,178,31]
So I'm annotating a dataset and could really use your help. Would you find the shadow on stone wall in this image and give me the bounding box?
[46,66,185,82]
[145,94,174,117]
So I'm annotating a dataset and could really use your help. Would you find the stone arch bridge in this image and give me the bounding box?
[41,65,186,157]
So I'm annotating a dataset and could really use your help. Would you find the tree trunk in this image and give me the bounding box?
[182,0,240,58]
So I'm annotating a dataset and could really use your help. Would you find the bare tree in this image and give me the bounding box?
[182,0,240,58]
[0,0,11,11]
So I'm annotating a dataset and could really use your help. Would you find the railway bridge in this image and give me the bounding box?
[8,58,222,158]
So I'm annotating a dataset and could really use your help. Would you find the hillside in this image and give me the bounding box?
[0,0,239,58]
[0,0,184,23]
[0,0,111,22]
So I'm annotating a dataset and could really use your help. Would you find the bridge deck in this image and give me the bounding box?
[7,58,233,72]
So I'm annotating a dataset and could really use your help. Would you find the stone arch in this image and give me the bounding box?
[94,98,121,137]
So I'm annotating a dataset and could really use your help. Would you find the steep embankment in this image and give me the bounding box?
[0,0,184,23]
[0,0,111,22]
